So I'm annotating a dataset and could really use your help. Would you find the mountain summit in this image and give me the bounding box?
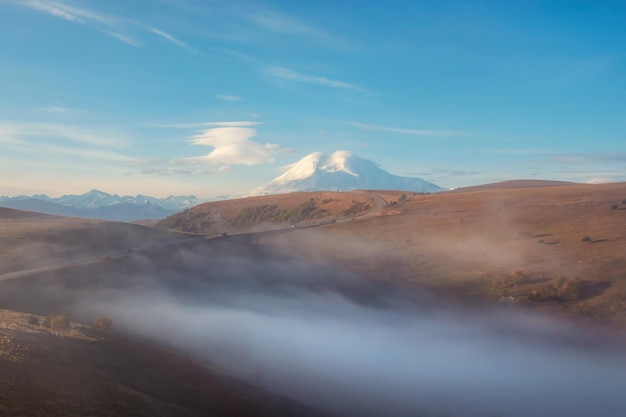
[251,151,442,195]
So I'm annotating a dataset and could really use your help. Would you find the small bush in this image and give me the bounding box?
[42,314,54,328]
[581,236,592,242]
[49,314,70,336]
[94,316,113,334]
[27,315,39,325]
[552,277,583,301]
[611,204,619,210]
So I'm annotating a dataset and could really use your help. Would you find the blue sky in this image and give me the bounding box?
[1,0,625,198]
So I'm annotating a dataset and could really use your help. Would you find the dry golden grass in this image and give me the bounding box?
[158,190,411,234]
[255,182,626,327]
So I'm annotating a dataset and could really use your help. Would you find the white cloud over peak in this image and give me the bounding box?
[189,126,287,166]
[266,67,362,91]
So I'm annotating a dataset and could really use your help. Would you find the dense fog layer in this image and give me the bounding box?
[55,241,626,417]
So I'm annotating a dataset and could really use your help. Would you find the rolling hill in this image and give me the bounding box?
[3,182,626,416]
[159,180,626,328]
[157,189,412,235]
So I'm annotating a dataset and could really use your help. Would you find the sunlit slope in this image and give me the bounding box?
[255,182,626,325]
[157,190,412,234]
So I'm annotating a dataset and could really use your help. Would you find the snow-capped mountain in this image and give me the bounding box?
[250,151,442,195]
[0,190,199,221]
[37,190,199,211]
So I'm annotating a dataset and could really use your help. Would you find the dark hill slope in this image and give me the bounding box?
[0,309,332,417]
[0,207,195,274]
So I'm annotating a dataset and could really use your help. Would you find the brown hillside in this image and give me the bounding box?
[253,182,626,328]
[0,208,194,274]
[157,190,412,235]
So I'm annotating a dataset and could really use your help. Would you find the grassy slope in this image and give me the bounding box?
[156,190,411,235]
[254,183,626,327]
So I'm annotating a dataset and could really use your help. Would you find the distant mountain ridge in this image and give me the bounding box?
[250,151,442,195]
[0,190,198,221]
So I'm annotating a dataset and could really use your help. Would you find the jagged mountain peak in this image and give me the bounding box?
[0,190,200,221]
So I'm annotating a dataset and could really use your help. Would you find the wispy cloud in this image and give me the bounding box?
[18,0,134,45]
[41,105,73,113]
[0,121,129,162]
[17,0,190,50]
[106,31,142,47]
[152,121,261,128]
[216,94,242,102]
[344,122,457,136]
[249,10,322,37]
[0,122,127,149]
[487,148,551,155]
[21,0,107,23]
[45,144,129,162]
[548,152,626,164]
[141,166,230,176]
[419,168,481,177]
[23,0,78,21]
[266,67,362,91]
[189,126,288,166]
[246,8,355,50]
[148,27,193,51]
